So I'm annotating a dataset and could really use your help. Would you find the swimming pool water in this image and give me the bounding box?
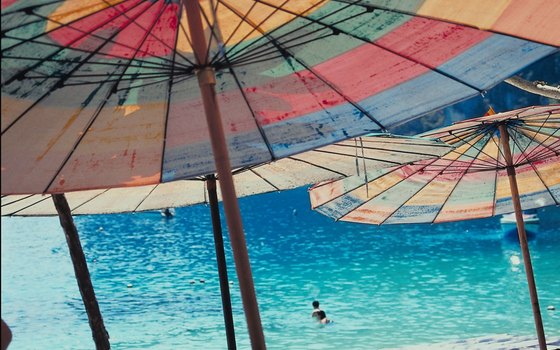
[2,187,559,349]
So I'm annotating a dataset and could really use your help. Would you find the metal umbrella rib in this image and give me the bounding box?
[218,0,388,131]
[333,0,559,46]
[253,0,485,94]
[42,3,175,194]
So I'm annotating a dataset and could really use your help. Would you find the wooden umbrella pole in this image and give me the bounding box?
[498,125,547,350]
[184,1,266,349]
[206,175,237,350]
[51,194,110,350]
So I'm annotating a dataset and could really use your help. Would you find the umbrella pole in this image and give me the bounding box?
[206,175,237,350]
[184,1,266,349]
[51,194,110,350]
[498,125,547,350]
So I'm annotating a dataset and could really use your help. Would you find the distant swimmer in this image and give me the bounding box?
[311,300,322,319]
[161,208,175,218]
[311,300,332,324]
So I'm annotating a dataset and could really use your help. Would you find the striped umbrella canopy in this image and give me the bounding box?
[1,2,558,348]
[1,134,452,215]
[1,1,558,194]
[310,106,560,224]
[309,105,560,350]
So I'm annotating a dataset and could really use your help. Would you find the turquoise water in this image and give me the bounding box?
[2,187,559,349]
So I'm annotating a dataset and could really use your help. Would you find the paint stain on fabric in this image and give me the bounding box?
[122,172,160,186]
[130,150,137,169]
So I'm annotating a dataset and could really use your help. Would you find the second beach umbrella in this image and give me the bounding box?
[310,105,560,350]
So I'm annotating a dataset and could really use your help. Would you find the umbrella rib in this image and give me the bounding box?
[333,0,549,45]
[1,17,51,35]
[41,3,174,193]
[65,188,112,213]
[252,0,485,94]
[216,6,387,130]
[195,0,218,64]
[329,140,451,158]
[223,0,352,59]
[95,0,195,66]
[429,138,492,224]
[209,0,256,64]
[447,124,505,169]
[214,0,261,59]
[198,0,231,66]
[247,169,281,192]
[1,42,187,74]
[24,70,179,81]
[338,159,440,222]
[97,0,196,66]
[284,47,387,130]
[1,0,123,50]
[507,124,560,206]
[221,0,362,65]
[289,154,349,178]
[0,194,36,207]
[177,6,199,59]
[377,157,458,225]
[0,0,66,16]
[2,0,165,136]
[225,60,276,161]
[160,2,184,184]
[516,113,560,161]
[1,0,161,81]
[133,184,161,212]
[113,74,194,94]
[518,125,560,144]
[524,153,560,207]
[216,0,292,64]
[315,165,401,216]
[2,1,193,87]
[217,0,327,64]
[20,73,184,91]
[2,195,53,216]
[312,148,410,168]
[224,31,335,67]
[491,135,501,217]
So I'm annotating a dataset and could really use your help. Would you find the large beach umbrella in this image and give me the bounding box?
[2,1,558,348]
[1,134,453,349]
[310,105,560,350]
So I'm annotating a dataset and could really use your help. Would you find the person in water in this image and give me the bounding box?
[311,301,331,324]
[311,300,322,319]
[161,208,175,218]
[317,310,331,324]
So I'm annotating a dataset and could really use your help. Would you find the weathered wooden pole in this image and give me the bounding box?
[52,194,110,350]
[498,124,547,350]
[206,174,237,350]
[183,1,266,349]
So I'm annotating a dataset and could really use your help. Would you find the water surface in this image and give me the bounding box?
[2,187,559,349]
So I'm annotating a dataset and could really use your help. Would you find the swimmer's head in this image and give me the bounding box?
[312,301,319,308]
